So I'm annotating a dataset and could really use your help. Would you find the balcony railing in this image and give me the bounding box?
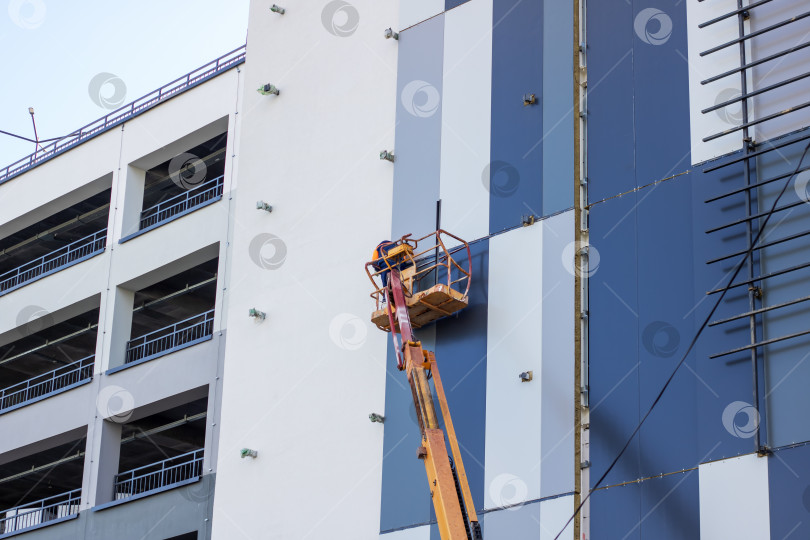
[139,175,224,231]
[114,449,204,500]
[124,309,214,365]
[0,489,80,534]
[0,229,107,295]
[0,356,94,414]
[0,45,246,186]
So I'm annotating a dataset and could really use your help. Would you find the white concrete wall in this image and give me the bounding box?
[211,1,398,538]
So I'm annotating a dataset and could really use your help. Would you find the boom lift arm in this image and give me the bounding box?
[366,231,483,540]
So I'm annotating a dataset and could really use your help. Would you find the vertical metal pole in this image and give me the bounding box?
[737,2,762,453]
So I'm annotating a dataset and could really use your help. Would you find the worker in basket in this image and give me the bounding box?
[371,240,395,289]
[372,239,416,302]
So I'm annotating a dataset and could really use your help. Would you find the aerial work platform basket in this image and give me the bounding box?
[365,230,472,331]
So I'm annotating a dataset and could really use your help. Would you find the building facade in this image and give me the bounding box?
[0,1,808,539]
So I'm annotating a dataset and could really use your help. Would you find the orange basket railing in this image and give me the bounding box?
[364,230,472,312]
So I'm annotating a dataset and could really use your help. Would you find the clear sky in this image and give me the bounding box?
[0,0,250,167]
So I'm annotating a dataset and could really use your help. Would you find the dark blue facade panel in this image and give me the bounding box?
[590,482,641,540]
[757,138,810,448]
[639,470,699,539]
[435,239,489,504]
[588,1,692,202]
[381,240,489,532]
[769,444,810,539]
[490,0,543,234]
[636,178,699,479]
[380,339,433,531]
[590,163,761,486]
[446,0,470,10]
[591,472,698,540]
[589,193,642,487]
[586,0,635,202]
[632,0,691,187]
[691,163,763,462]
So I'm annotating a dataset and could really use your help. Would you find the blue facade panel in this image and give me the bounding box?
[589,193,642,487]
[586,0,635,202]
[769,444,810,539]
[590,482,640,540]
[381,240,489,532]
[591,472,698,540]
[590,164,763,486]
[636,178,699,479]
[434,239,490,504]
[758,138,810,448]
[446,0,470,10]
[587,1,692,201]
[690,162,761,463]
[638,470,699,539]
[632,0,691,186]
[489,0,543,233]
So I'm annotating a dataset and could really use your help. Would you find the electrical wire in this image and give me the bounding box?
[553,140,810,540]
[0,129,38,143]
[0,128,79,145]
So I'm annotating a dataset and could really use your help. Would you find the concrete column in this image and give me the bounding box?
[82,417,122,508]
[203,384,219,475]
[105,288,134,371]
[115,165,146,240]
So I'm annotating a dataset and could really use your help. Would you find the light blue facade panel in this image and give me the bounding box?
[392,15,445,241]
[542,0,575,216]
[482,501,541,539]
[540,211,575,497]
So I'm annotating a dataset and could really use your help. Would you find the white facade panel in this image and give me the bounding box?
[439,0,492,246]
[686,0,743,165]
[400,0,444,31]
[699,454,771,540]
[687,0,810,164]
[485,223,544,508]
[749,1,810,143]
[380,525,431,540]
[485,211,575,509]
[540,495,574,540]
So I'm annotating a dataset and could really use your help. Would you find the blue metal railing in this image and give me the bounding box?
[114,449,204,500]
[0,356,94,414]
[125,309,215,365]
[0,489,80,534]
[0,229,107,294]
[139,175,224,230]
[0,45,246,186]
